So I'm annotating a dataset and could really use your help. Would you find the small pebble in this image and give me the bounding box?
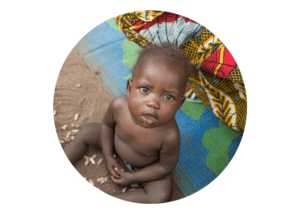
[122,187,127,193]
[84,156,89,166]
[74,113,80,121]
[71,129,79,135]
[60,139,66,144]
[128,188,135,192]
[62,125,68,130]
[113,154,116,159]
[89,158,95,164]
[70,136,75,140]
[66,132,71,139]
[97,177,104,182]
[76,84,81,88]
[89,179,94,185]
[97,159,103,165]
[71,123,75,128]
[91,154,97,159]
[53,110,56,116]
[62,138,70,142]
[97,177,108,184]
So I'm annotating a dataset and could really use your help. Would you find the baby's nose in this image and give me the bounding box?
[146,96,160,109]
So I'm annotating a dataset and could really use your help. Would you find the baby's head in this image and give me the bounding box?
[127,43,193,128]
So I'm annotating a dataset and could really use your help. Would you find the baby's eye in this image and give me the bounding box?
[140,87,149,93]
[164,95,174,100]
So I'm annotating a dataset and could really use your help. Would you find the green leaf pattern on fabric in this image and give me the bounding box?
[202,121,241,175]
[121,40,142,69]
[106,18,122,32]
[122,73,132,80]
[180,101,206,121]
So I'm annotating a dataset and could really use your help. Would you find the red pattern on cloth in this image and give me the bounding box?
[200,47,237,79]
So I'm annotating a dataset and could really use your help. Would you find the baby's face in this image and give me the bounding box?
[127,58,187,128]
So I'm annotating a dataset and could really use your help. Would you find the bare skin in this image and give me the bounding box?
[64,57,188,203]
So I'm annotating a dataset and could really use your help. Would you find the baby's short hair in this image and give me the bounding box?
[133,43,193,81]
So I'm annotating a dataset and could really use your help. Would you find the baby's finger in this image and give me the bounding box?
[113,166,123,176]
[114,167,124,175]
[113,162,124,171]
[110,168,121,178]
[111,175,121,184]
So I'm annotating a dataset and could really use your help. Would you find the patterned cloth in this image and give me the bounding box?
[116,11,203,48]
[189,70,247,131]
[116,11,247,131]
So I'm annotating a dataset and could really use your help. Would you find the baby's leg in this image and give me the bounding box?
[114,174,173,204]
[64,123,102,164]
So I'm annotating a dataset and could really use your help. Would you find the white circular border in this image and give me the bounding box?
[1,1,300,214]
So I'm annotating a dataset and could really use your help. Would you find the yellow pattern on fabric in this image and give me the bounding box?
[227,66,243,82]
[181,27,224,65]
[189,69,247,131]
[146,11,151,21]
[116,11,164,47]
[189,69,212,109]
[214,46,225,75]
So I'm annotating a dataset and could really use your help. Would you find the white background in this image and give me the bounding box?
[1,1,299,213]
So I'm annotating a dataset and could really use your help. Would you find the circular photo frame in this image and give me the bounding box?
[53,10,247,203]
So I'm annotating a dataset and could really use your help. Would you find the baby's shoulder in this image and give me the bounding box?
[161,120,180,145]
[109,96,128,110]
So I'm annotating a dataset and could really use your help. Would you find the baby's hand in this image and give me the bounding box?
[105,156,123,179]
[111,167,134,186]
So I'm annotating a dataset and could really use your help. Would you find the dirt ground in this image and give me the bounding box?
[53,48,184,202]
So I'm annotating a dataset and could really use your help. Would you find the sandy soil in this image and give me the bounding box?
[53,48,184,202]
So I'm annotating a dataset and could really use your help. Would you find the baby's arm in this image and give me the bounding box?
[133,131,180,182]
[101,98,123,178]
[112,129,180,185]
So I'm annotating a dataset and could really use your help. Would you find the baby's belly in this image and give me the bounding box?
[114,134,158,168]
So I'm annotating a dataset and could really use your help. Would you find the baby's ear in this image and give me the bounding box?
[179,96,186,108]
[126,79,133,97]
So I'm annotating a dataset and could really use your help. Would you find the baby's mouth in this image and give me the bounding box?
[141,114,158,125]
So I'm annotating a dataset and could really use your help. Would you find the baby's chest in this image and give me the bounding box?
[116,123,163,154]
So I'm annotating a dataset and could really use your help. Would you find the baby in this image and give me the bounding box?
[64,43,193,203]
